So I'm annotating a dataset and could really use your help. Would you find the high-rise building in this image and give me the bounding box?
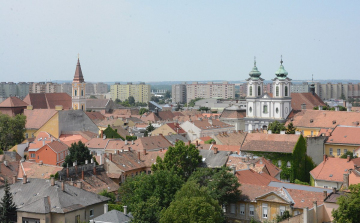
[72,58,86,110]
[111,82,151,103]
[291,82,310,93]
[185,81,235,103]
[172,82,187,104]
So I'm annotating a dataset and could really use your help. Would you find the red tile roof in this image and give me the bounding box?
[241,133,300,153]
[291,93,326,111]
[287,109,360,129]
[236,169,279,186]
[326,126,360,145]
[85,112,105,121]
[310,157,360,183]
[24,109,57,129]
[59,134,89,147]
[215,131,247,146]
[18,161,63,179]
[46,141,68,153]
[192,119,233,130]
[23,93,72,109]
[198,144,240,153]
[0,97,28,107]
[286,188,326,209]
[220,110,246,119]
[166,123,186,134]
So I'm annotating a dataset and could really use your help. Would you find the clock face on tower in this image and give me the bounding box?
[258,80,261,84]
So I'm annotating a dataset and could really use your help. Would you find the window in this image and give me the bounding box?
[280,206,285,216]
[249,107,252,113]
[81,105,84,111]
[337,149,341,156]
[230,204,236,214]
[249,86,253,96]
[31,153,35,158]
[285,86,288,96]
[344,149,347,154]
[81,90,84,96]
[276,86,279,97]
[278,160,282,167]
[286,161,291,168]
[74,90,77,96]
[25,133,28,139]
[148,171,151,174]
[311,131,314,136]
[262,203,268,218]
[324,185,328,188]
[276,107,279,114]
[249,205,254,216]
[258,86,261,96]
[90,209,94,217]
[75,215,80,223]
[263,105,268,114]
[330,148,333,156]
[240,204,245,215]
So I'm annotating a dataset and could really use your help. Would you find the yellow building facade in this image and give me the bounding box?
[111,82,151,103]
[324,143,358,158]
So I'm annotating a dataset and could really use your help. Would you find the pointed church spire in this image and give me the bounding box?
[73,56,85,83]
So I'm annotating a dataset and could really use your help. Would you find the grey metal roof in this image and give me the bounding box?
[268,181,333,193]
[0,178,109,214]
[92,210,133,223]
[164,134,188,145]
[198,149,229,168]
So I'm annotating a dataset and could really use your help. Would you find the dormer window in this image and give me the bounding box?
[310,119,314,123]
[333,120,336,124]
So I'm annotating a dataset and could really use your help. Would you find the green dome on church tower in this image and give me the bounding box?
[275,56,288,78]
[249,58,261,79]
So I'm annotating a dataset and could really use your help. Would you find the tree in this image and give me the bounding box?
[188,167,241,206]
[128,96,135,105]
[275,210,292,222]
[341,93,346,100]
[151,96,159,103]
[164,90,171,99]
[0,179,17,223]
[174,103,182,111]
[114,98,121,103]
[62,141,94,167]
[0,113,26,151]
[139,108,149,115]
[286,122,296,134]
[89,95,97,99]
[103,126,124,140]
[152,141,202,179]
[119,170,184,223]
[198,107,210,112]
[146,123,155,132]
[268,121,286,134]
[159,181,224,223]
[291,135,315,183]
[188,98,202,107]
[340,151,358,159]
[332,184,360,223]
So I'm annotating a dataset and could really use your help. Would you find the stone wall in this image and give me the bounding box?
[57,162,104,179]
[279,214,303,223]
[307,136,328,165]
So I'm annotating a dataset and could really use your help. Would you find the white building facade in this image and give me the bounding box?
[244,58,292,131]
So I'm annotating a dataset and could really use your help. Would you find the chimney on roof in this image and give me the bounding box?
[323,154,327,162]
[43,140,45,146]
[301,103,307,110]
[123,206,128,215]
[196,140,199,147]
[247,164,250,170]
[50,176,54,186]
[333,187,337,194]
[138,151,141,160]
[70,180,74,186]
[323,191,327,200]
[81,170,84,180]
[347,155,351,162]
[12,175,16,183]
[109,153,112,162]
[313,201,318,223]
[268,130,272,134]
[61,181,65,191]
[132,140,134,145]
[212,140,216,145]
[77,181,82,189]
[231,166,236,175]
[213,147,218,154]
[160,148,163,152]
[343,173,349,190]
[143,149,147,155]
[93,166,97,175]
[125,140,128,145]
[104,204,108,214]
[319,106,323,110]
[335,106,339,111]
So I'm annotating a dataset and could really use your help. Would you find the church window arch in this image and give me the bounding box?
[285,86,288,97]
[263,105,268,114]
[81,90,84,96]
[249,86,253,96]
[258,86,261,96]
[74,90,77,96]
[276,86,279,97]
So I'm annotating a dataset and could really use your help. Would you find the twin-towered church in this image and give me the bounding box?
[244,58,292,131]
[70,56,292,131]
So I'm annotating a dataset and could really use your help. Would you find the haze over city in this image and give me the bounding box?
[1,1,359,82]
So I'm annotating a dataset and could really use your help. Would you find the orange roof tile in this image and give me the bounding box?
[326,126,360,145]
[59,134,89,147]
[198,144,240,153]
[241,133,300,153]
[291,93,325,111]
[310,157,360,182]
[24,109,57,129]
[215,131,247,146]
[18,161,63,179]
[0,97,28,107]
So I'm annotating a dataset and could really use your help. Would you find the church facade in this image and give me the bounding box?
[72,57,86,111]
[244,58,292,131]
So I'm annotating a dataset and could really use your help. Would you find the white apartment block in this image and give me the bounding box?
[184,81,235,103]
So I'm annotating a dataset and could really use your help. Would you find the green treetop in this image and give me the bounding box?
[62,141,94,167]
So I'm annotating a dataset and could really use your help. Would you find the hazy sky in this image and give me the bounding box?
[1,1,359,83]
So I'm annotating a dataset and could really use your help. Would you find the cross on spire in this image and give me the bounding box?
[78,53,80,59]
[280,55,283,65]
[254,56,256,66]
